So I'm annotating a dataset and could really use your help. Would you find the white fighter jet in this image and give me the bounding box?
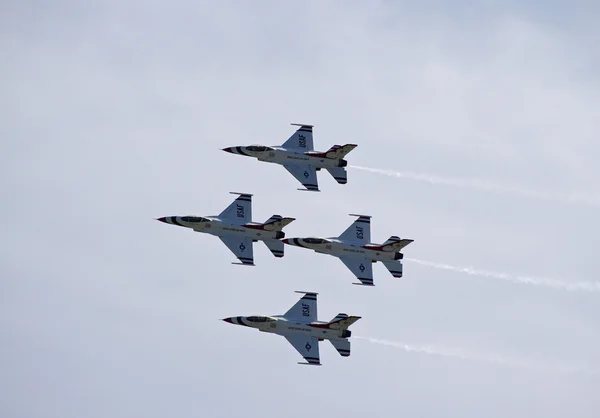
[283,215,414,286]
[157,192,295,265]
[222,291,361,366]
[222,124,357,191]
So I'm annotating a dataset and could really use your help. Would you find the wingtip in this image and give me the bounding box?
[229,191,254,197]
[294,290,319,295]
[348,213,371,218]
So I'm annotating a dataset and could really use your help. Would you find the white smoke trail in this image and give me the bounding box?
[406,258,600,292]
[355,336,599,377]
[350,165,600,207]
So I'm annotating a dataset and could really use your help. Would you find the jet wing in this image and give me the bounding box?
[218,193,252,224]
[283,291,317,322]
[285,335,320,365]
[218,236,254,265]
[281,124,314,151]
[283,164,319,192]
[338,215,371,244]
[340,256,374,286]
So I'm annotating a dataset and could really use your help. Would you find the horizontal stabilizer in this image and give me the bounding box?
[382,260,403,278]
[326,167,348,184]
[263,239,285,258]
[329,338,351,357]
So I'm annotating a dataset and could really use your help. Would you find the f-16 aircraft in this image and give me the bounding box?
[156,192,295,266]
[283,215,414,286]
[222,291,361,365]
[222,124,357,191]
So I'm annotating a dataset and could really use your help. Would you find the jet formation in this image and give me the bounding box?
[158,123,414,365]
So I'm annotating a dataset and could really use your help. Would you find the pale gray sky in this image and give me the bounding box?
[2,1,600,417]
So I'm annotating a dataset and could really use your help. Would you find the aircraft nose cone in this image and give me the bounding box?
[222,147,233,153]
[156,217,167,223]
[281,238,290,244]
[222,317,234,324]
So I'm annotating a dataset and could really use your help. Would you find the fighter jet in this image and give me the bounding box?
[283,214,414,286]
[222,291,360,366]
[222,124,357,191]
[156,192,295,265]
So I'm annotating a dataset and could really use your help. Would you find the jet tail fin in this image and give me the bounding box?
[263,239,285,258]
[261,215,296,231]
[323,144,357,159]
[380,236,414,252]
[325,313,361,330]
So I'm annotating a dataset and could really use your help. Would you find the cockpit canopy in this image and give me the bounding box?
[180,216,210,223]
[246,316,275,323]
[303,238,331,244]
[246,145,274,152]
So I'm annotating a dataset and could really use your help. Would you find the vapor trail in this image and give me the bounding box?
[355,336,598,377]
[350,165,600,207]
[406,258,600,293]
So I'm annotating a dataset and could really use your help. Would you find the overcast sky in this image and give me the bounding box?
[2,1,600,417]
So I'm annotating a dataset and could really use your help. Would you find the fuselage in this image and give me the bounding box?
[283,237,403,262]
[222,315,351,340]
[158,216,285,241]
[224,145,348,169]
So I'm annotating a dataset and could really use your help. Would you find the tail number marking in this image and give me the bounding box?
[301,302,310,317]
[356,226,364,240]
[236,204,245,218]
[298,135,307,148]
